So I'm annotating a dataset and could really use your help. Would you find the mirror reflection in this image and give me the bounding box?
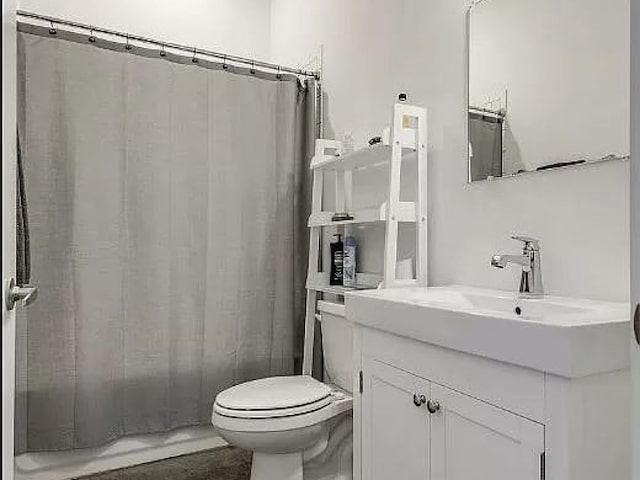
[468,0,630,182]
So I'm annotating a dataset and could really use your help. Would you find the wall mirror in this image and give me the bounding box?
[467,0,629,182]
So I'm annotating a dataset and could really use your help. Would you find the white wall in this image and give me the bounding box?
[15,0,631,303]
[470,0,629,173]
[270,0,630,302]
[17,0,273,61]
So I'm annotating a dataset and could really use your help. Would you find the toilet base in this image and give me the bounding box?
[251,451,303,480]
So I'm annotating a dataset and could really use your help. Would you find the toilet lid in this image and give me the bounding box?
[215,376,331,412]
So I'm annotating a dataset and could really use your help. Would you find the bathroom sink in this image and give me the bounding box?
[375,286,612,323]
[346,286,629,377]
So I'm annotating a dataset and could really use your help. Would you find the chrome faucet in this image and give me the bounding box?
[491,235,544,298]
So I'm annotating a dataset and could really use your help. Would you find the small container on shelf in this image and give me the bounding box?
[330,234,344,286]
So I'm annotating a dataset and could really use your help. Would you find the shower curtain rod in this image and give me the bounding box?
[469,105,505,118]
[17,10,321,79]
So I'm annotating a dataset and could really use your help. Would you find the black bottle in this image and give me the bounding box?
[330,234,344,286]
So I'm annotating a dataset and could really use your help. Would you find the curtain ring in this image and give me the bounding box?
[250,59,256,75]
[159,43,166,57]
[192,48,198,63]
[88,27,96,43]
[222,55,228,70]
[276,66,282,80]
[125,35,132,50]
[48,21,57,35]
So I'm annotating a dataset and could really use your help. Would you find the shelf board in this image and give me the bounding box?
[308,202,416,227]
[310,141,417,172]
[306,272,382,295]
[307,284,360,295]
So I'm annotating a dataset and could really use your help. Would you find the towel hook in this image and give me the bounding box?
[192,48,198,63]
[48,20,57,35]
[88,27,96,43]
[159,43,166,57]
[222,55,228,70]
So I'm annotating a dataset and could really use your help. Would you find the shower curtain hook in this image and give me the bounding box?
[125,35,132,51]
[48,21,57,35]
[88,27,96,43]
[276,66,282,80]
[222,55,228,70]
[160,43,166,57]
[192,48,198,63]
[250,59,256,75]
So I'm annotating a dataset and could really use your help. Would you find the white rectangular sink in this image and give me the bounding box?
[346,285,630,377]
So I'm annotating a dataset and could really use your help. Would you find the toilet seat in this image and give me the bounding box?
[213,393,352,434]
[215,376,333,419]
[214,396,333,419]
[212,377,353,434]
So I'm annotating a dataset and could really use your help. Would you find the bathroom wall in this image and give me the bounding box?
[16,0,272,61]
[16,0,631,302]
[270,0,630,302]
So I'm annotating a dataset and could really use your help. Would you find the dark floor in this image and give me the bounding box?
[74,446,252,480]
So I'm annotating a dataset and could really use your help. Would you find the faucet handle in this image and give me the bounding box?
[510,234,540,250]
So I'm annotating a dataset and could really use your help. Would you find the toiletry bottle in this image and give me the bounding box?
[343,132,355,156]
[343,235,357,288]
[330,234,344,286]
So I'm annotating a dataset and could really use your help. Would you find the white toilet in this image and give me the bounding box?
[212,301,353,480]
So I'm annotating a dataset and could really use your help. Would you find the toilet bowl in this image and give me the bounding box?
[212,301,353,480]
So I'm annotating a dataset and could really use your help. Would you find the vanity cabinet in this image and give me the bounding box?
[352,325,629,480]
[430,383,543,480]
[360,359,432,480]
[360,357,543,480]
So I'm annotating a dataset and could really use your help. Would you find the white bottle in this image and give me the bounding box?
[343,235,357,288]
[342,132,355,156]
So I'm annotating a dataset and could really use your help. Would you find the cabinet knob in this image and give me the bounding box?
[413,393,427,407]
[427,399,441,414]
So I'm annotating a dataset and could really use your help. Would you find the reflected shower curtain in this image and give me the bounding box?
[16,25,314,451]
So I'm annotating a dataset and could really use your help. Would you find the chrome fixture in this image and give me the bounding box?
[5,278,38,310]
[426,399,441,414]
[16,10,320,79]
[412,394,441,414]
[491,234,544,298]
[413,393,426,407]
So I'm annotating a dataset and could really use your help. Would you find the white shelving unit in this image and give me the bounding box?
[307,201,416,227]
[302,101,428,376]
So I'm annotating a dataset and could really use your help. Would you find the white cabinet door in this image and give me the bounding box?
[361,358,431,480]
[431,383,544,480]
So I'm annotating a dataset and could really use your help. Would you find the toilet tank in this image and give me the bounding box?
[318,301,353,393]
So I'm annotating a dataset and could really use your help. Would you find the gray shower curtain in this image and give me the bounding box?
[15,25,315,452]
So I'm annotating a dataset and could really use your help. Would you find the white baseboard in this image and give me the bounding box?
[15,426,227,480]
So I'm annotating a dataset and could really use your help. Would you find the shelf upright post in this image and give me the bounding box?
[303,139,337,376]
[383,104,405,288]
[415,107,428,287]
